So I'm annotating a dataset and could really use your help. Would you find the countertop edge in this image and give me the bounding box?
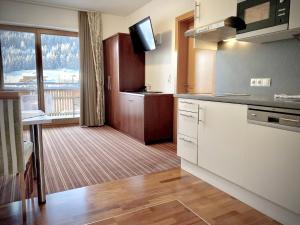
[174,94,300,110]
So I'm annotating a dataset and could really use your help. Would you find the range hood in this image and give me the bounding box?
[185,16,246,42]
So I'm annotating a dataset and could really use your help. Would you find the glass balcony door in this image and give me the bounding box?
[41,33,80,119]
[0,29,39,111]
[0,25,80,122]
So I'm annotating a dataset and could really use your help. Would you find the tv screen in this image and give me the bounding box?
[129,17,156,53]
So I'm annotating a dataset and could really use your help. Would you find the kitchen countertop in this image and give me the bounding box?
[121,91,173,96]
[174,93,300,110]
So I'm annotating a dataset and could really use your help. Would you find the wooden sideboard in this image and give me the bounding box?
[120,92,173,144]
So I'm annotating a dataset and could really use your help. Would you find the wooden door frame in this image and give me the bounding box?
[175,10,194,94]
[174,11,194,144]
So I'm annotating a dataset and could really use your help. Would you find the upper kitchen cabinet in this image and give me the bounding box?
[194,0,237,28]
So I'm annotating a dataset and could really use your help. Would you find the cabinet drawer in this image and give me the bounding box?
[178,99,198,113]
[178,110,198,138]
[177,134,197,164]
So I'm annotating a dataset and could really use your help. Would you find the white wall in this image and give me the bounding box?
[102,14,128,40]
[0,0,126,38]
[126,0,194,92]
[0,0,78,31]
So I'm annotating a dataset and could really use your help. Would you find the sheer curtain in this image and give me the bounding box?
[79,11,105,127]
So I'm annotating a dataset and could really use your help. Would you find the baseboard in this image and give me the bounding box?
[181,159,300,225]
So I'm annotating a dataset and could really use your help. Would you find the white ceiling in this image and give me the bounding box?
[13,0,153,16]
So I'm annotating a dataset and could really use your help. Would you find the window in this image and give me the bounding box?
[41,34,80,118]
[0,30,38,110]
[0,25,80,121]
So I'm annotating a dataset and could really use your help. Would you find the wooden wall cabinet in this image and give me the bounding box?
[103,33,145,129]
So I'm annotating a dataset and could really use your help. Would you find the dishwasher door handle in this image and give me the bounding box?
[280,118,300,123]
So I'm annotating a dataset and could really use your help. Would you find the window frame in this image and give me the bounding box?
[0,24,79,124]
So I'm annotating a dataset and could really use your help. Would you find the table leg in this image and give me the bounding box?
[29,125,37,179]
[33,124,46,204]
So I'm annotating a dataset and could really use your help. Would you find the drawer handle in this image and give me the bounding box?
[251,113,257,117]
[179,137,194,144]
[180,101,194,105]
[280,118,300,123]
[180,113,195,118]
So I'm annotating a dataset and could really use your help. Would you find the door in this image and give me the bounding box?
[40,32,80,119]
[0,25,80,123]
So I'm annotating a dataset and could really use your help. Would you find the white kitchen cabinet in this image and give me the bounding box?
[194,0,237,28]
[178,99,199,113]
[177,134,198,164]
[192,99,300,214]
[177,99,199,164]
[290,0,300,30]
[243,122,300,214]
[197,101,248,185]
[177,97,300,215]
[178,111,198,139]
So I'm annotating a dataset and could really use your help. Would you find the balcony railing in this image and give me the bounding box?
[4,82,80,119]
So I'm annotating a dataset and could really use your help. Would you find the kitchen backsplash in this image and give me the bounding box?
[215,38,300,97]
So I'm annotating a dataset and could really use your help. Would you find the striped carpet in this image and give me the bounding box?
[0,126,179,205]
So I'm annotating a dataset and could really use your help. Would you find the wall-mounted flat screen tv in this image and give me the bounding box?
[129,17,156,53]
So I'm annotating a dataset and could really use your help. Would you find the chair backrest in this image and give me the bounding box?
[0,91,24,176]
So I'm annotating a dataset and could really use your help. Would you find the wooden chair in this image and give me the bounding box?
[0,91,33,222]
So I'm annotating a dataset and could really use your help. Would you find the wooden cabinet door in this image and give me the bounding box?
[103,38,112,124]
[120,93,144,142]
[118,34,145,92]
[103,35,120,128]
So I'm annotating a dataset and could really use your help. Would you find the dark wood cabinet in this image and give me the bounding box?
[103,33,145,129]
[120,93,173,144]
[120,93,144,142]
[104,33,173,144]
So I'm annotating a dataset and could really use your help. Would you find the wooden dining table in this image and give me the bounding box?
[22,110,52,204]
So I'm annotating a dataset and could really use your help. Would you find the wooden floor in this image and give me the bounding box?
[92,200,208,225]
[0,168,280,225]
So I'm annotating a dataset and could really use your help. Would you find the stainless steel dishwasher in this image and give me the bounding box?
[247,105,300,133]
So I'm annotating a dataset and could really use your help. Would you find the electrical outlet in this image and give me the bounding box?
[250,78,257,86]
[250,78,272,87]
[262,78,271,87]
[257,79,263,86]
